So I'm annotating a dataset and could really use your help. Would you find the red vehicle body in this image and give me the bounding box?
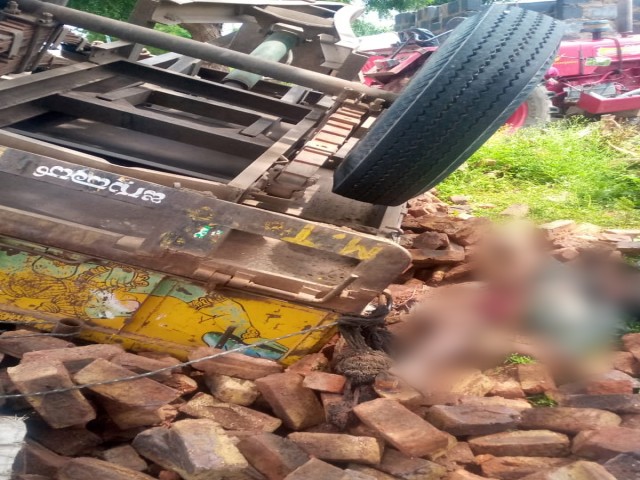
[360,30,640,127]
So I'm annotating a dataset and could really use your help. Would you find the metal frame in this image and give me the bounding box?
[0,59,320,192]
[0,146,411,313]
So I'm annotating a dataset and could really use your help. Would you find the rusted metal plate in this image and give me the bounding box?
[0,146,411,313]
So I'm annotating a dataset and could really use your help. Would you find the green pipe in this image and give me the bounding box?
[223,30,300,90]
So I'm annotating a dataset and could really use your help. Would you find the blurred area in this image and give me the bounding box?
[386,202,640,400]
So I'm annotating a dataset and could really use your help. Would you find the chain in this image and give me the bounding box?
[0,322,338,399]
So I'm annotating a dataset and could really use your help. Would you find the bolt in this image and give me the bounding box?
[39,11,54,24]
[4,1,20,14]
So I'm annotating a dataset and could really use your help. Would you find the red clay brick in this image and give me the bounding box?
[353,398,449,457]
[302,372,346,393]
[255,373,325,430]
[8,360,96,428]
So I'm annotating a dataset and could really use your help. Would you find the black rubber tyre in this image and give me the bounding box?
[333,5,564,206]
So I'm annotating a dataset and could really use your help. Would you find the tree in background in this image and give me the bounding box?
[363,0,449,17]
[352,19,393,36]
[67,0,135,22]
[67,0,220,42]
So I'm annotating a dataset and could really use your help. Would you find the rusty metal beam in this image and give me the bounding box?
[10,0,398,101]
[41,91,273,158]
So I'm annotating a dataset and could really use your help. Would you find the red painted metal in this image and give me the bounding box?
[505,102,529,128]
[360,32,640,120]
[577,91,640,113]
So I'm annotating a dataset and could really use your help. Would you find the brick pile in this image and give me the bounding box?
[1,194,639,480]
[396,193,640,290]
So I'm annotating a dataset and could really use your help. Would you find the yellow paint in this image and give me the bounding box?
[0,239,338,364]
[332,233,347,240]
[186,206,215,222]
[282,224,317,248]
[339,238,383,260]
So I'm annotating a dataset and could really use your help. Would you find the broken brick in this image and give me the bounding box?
[539,220,576,237]
[478,455,571,480]
[133,419,248,480]
[99,445,147,472]
[449,471,490,480]
[283,458,345,480]
[409,243,465,266]
[204,372,259,406]
[22,344,124,373]
[12,440,70,477]
[302,371,346,393]
[552,393,640,413]
[101,400,177,430]
[612,351,640,376]
[0,330,73,358]
[372,374,424,406]
[179,392,282,432]
[517,364,556,395]
[188,347,283,379]
[343,469,379,480]
[618,241,640,254]
[621,414,640,429]
[8,360,96,428]
[603,453,640,480]
[572,426,640,461]
[485,366,525,399]
[161,373,198,395]
[519,407,621,434]
[286,353,329,376]
[522,461,617,480]
[255,372,324,430]
[623,333,640,361]
[353,398,449,457]
[403,216,488,246]
[586,379,634,395]
[432,442,476,472]
[57,457,155,480]
[111,352,175,380]
[458,396,532,411]
[237,433,310,480]
[25,420,102,456]
[72,359,180,409]
[427,405,520,436]
[413,231,450,250]
[377,448,447,479]
[448,369,495,397]
[346,464,398,480]
[288,432,383,465]
[469,430,570,457]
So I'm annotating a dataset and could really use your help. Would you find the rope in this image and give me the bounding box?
[334,292,394,386]
[337,291,393,353]
[0,321,338,399]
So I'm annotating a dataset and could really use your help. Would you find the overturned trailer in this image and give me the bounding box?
[0,0,563,362]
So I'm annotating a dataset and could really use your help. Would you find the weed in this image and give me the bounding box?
[623,320,640,334]
[527,394,558,407]
[438,118,640,227]
[504,353,536,365]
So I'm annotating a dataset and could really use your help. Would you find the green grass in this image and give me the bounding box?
[623,320,640,334]
[504,353,536,365]
[437,118,640,228]
[527,393,558,408]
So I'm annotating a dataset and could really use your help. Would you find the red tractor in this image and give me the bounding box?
[359,20,640,128]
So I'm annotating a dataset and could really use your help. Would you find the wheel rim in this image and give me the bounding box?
[506,102,529,130]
